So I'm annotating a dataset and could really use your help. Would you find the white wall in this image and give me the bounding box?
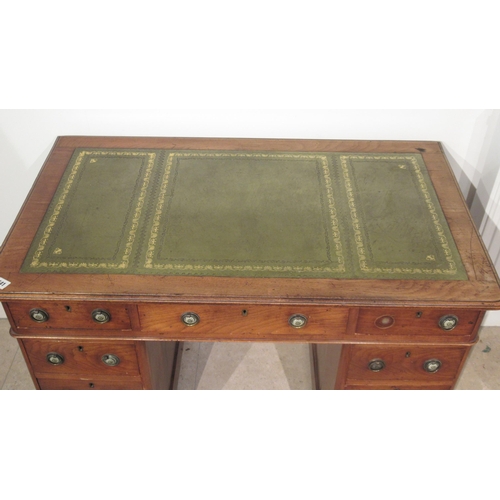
[1,109,499,322]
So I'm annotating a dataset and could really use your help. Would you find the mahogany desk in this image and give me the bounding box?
[1,137,499,390]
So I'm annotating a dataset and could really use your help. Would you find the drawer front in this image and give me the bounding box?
[345,383,453,390]
[22,339,141,377]
[37,378,144,390]
[345,345,469,383]
[138,303,349,339]
[8,302,132,330]
[355,308,480,338]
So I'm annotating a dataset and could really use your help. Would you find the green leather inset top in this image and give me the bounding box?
[20,149,468,280]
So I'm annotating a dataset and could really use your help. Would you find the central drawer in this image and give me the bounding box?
[138,304,349,339]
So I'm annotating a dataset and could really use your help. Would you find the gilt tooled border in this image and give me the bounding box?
[340,154,459,275]
[29,150,156,269]
[145,152,345,273]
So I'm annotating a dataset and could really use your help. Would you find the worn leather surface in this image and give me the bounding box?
[21,149,467,280]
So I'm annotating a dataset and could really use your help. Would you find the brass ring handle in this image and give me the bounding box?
[423,359,442,373]
[438,315,459,331]
[288,314,308,329]
[368,359,385,372]
[92,309,111,324]
[46,352,64,365]
[30,308,49,323]
[181,312,200,326]
[101,354,120,366]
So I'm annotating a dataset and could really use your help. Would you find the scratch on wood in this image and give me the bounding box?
[470,230,477,280]
[28,275,42,286]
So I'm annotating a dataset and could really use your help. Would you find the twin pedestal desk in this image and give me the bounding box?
[1,137,499,390]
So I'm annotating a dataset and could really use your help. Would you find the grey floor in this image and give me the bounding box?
[1,318,499,389]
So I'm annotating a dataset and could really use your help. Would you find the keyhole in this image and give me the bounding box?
[405,352,411,358]
[78,346,84,352]
[242,309,248,316]
[89,383,94,388]
[65,306,71,312]
[416,311,422,318]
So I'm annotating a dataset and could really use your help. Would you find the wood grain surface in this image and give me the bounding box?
[22,339,141,377]
[1,137,498,390]
[0,137,499,308]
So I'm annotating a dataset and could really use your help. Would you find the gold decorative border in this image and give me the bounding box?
[145,152,345,273]
[30,151,155,269]
[340,155,458,275]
